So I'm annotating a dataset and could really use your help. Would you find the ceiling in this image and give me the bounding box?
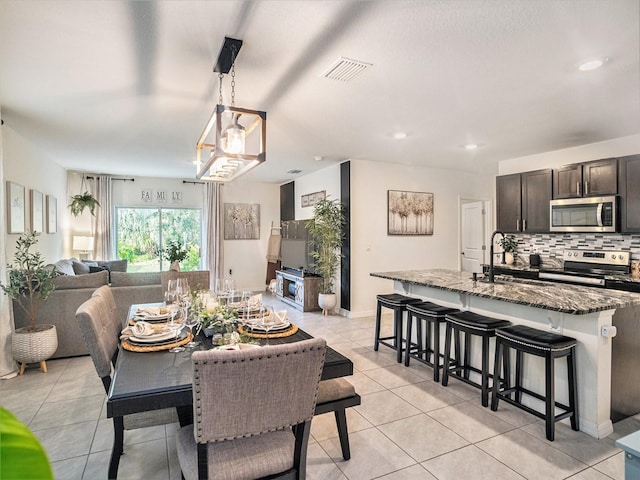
[1,0,638,184]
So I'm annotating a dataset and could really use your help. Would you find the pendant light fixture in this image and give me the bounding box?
[196,37,266,182]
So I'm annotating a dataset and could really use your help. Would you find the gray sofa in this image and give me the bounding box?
[13,270,163,359]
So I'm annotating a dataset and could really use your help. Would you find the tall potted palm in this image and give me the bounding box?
[0,232,57,375]
[306,198,345,315]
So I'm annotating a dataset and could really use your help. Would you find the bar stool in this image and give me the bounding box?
[441,310,512,407]
[405,301,460,381]
[374,293,422,363]
[491,324,579,441]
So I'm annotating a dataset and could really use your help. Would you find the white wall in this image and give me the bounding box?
[350,159,494,317]
[498,134,640,175]
[2,125,67,264]
[293,163,341,221]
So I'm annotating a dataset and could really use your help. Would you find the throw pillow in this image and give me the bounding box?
[53,259,75,276]
[72,260,91,275]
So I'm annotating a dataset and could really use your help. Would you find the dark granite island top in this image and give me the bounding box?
[370,269,640,315]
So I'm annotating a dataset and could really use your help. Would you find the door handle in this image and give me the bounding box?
[585,181,589,196]
[577,181,581,196]
[516,219,521,232]
[523,219,527,231]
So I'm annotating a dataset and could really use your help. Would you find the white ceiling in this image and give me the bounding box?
[1,0,638,184]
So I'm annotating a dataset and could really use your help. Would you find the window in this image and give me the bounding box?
[116,207,202,272]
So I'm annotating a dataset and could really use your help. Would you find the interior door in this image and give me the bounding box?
[461,201,485,273]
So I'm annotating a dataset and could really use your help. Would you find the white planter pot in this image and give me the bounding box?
[505,252,515,265]
[12,324,58,375]
[318,293,337,316]
[170,261,181,271]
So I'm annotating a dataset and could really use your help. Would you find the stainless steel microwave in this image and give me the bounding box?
[550,195,617,232]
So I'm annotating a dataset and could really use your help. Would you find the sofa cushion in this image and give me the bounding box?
[53,259,76,276]
[53,270,109,290]
[110,272,161,287]
[105,260,127,272]
[72,260,91,275]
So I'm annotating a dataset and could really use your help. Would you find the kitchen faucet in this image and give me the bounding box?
[488,230,505,283]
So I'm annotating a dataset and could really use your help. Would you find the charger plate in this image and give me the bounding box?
[237,323,298,339]
[122,332,193,352]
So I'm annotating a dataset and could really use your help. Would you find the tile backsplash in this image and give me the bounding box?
[513,233,640,263]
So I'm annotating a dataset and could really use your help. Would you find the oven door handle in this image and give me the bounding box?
[539,271,605,286]
[597,202,604,227]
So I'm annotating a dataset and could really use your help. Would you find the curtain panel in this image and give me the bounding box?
[203,183,223,287]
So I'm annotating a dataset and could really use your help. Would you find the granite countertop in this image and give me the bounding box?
[370,269,640,315]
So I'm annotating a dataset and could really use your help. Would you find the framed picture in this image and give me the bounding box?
[6,181,26,234]
[46,195,57,234]
[301,190,326,208]
[30,189,44,233]
[224,203,260,240]
[388,190,434,235]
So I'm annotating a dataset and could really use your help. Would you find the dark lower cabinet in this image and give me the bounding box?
[619,154,640,233]
[496,169,551,233]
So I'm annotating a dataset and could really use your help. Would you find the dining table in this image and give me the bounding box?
[105,303,355,479]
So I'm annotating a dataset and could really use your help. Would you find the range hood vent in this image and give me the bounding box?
[323,57,372,82]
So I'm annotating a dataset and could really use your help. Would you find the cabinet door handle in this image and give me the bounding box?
[585,181,589,196]
[516,219,521,232]
[523,219,527,231]
[577,181,581,196]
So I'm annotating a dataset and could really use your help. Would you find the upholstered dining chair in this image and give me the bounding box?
[161,270,211,293]
[176,338,327,480]
[75,294,179,479]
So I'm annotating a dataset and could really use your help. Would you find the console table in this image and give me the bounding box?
[275,269,321,312]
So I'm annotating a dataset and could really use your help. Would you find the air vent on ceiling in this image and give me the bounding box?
[287,169,302,174]
[323,57,372,82]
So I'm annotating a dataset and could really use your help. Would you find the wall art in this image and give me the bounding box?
[301,190,326,208]
[388,190,434,235]
[30,189,44,233]
[46,194,57,234]
[6,181,26,234]
[224,203,260,240]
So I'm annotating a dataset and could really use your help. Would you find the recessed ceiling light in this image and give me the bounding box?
[313,156,323,162]
[578,59,605,71]
[465,143,478,150]
[287,169,302,174]
[393,132,407,140]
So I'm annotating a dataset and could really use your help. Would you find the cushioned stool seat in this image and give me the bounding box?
[314,378,361,460]
[374,294,422,363]
[441,311,512,407]
[405,302,460,381]
[491,324,579,441]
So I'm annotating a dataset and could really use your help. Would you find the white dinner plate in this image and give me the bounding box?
[243,321,291,332]
[129,330,176,343]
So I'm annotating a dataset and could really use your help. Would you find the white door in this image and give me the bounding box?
[461,201,485,273]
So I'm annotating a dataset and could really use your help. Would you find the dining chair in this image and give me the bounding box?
[176,338,327,480]
[75,294,179,480]
[161,270,211,293]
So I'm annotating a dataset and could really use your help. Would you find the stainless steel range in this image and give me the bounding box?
[539,249,630,287]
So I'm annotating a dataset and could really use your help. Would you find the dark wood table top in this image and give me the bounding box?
[106,305,354,418]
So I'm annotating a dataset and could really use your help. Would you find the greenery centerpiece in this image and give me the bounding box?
[305,198,345,314]
[0,232,58,374]
[498,235,518,264]
[163,240,188,271]
[200,304,239,336]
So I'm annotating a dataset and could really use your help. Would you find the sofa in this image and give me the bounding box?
[13,269,163,359]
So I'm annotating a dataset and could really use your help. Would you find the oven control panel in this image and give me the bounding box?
[562,249,629,267]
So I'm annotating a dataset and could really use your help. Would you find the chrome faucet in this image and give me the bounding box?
[488,230,505,283]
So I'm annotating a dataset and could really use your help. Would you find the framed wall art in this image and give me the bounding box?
[224,203,260,239]
[30,189,44,233]
[388,190,434,235]
[46,195,57,234]
[301,190,326,208]
[6,181,26,234]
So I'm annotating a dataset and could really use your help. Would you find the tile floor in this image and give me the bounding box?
[1,295,637,480]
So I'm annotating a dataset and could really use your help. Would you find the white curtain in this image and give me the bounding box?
[0,114,18,377]
[91,175,113,260]
[203,182,223,288]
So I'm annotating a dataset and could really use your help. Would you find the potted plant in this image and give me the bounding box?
[306,198,345,315]
[68,192,100,217]
[164,240,188,271]
[498,235,518,265]
[0,232,57,375]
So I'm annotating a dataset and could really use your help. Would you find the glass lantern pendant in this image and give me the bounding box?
[221,114,246,154]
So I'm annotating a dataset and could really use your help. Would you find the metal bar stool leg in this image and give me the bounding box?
[442,322,453,386]
[374,301,382,351]
[568,347,579,431]
[545,350,555,441]
[491,337,503,411]
[481,334,490,407]
[395,309,403,363]
[404,312,414,367]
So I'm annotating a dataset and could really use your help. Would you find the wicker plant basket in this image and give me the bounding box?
[12,325,58,365]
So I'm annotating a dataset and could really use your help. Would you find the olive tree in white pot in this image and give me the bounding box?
[0,232,57,375]
[306,198,345,315]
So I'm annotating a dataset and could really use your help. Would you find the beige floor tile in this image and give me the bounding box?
[83,450,111,480]
[116,438,170,480]
[320,428,415,480]
[34,420,97,462]
[350,350,399,372]
[3,402,41,425]
[592,451,624,480]
[364,364,425,389]
[348,371,386,395]
[477,429,588,480]
[311,407,373,442]
[29,394,104,431]
[378,414,469,462]
[391,381,465,413]
[427,401,516,443]
[51,455,87,480]
[483,396,541,427]
[522,420,620,466]
[306,442,348,480]
[376,464,437,479]
[422,444,525,480]
[354,390,420,426]
[567,468,617,479]
[0,383,54,410]
[609,416,640,441]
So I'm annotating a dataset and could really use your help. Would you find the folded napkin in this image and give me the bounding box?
[135,306,168,317]
[120,321,163,340]
[270,309,288,325]
[248,293,262,308]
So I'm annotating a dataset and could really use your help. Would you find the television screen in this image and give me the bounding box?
[280,238,313,273]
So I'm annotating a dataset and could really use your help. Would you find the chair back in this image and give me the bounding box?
[192,338,326,443]
[161,270,210,293]
[76,295,119,382]
[91,285,122,337]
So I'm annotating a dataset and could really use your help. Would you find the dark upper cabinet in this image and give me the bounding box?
[496,169,551,233]
[521,169,552,232]
[280,182,295,221]
[619,154,640,233]
[553,158,617,198]
[496,174,521,233]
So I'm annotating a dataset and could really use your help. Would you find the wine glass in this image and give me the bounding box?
[183,308,200,348]
[165,279,177,305]
[168,304,185,353]
[259,306,272,345]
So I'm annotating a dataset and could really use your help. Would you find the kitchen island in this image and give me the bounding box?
[370,269,640,439]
